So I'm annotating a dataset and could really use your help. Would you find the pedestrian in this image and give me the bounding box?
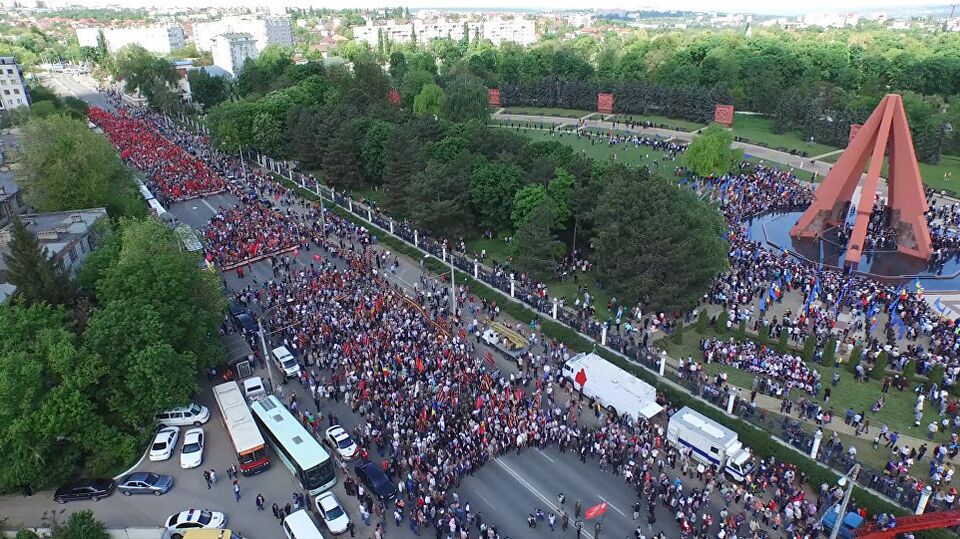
[272,502,281,519]
[209,469,218,486]
[562,512,569,530]
[233,479,241,502]
[256,493,265,511]
[284,503,292,518]
[575,519,583,538]
[575,499,582,518]
[228,464,238,480]
[346,521,355,537]
[549,512,556,531]
[202,470,212,489]
[633,501,640,520]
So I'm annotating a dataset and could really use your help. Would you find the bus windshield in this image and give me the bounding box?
[302,459,335,491]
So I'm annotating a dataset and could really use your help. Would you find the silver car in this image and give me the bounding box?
[117,472,174,496]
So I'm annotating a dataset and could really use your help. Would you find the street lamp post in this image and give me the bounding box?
[256,306,280,396]
[828,463,860,539]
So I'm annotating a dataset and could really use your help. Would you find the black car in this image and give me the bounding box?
[354,461,397,501]
[53,478,116,503]
[234,312,257,334]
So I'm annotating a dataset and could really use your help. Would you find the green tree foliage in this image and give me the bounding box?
[469,161,526,232]
[801,334,816,362]
[2,216,75,307]
[114,45,179,110]
[413,83,443,117]
[511,184,548,230]
[684,124,744,177]
[847,345,862,373]
[872,351,888,380]
[823,337,838,367]
[49,509,109,539]
[590,164,728,312]
[400,70,436,108]
[509,201,564,280]
[441,74,488,123]
[237,45,295,97]
[187,69,228,110]
[18,115,145,218]
[405,150,475,238]
[696,308,708,333]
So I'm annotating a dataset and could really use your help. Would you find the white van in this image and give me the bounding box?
[156,403,210,427]
[242,376,267,402]
[272,346,302,379]
[282,509,324,539]
[667,406,754,482]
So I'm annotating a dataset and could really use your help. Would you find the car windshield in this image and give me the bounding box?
[282,357,297,368]
[197,512,212,525]
[152,441,167,450]
[325,505,344,520]
[145,474,159,484]
[337,437,354,449]
[182,442,201,453]
[190,404,202,415]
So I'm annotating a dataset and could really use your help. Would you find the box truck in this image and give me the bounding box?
[667,406,754,482]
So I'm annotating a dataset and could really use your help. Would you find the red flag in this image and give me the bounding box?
[484,352,495,366]
[313,254,321,262]
[294,248,299,257]
[585,502,608,520]
[459,328,466,340]
[416,357,424,373]
[575,368,588,387]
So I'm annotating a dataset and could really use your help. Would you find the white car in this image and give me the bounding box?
[149,427,179,462]
[315,491,350,534]
[325,425,359,461]
[164,509,226,539]
[179,428,205,469]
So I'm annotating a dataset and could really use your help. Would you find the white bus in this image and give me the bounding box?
[212,382,270,476]
[250,395,336,495]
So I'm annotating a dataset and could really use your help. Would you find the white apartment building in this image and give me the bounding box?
[565,13,593,28]
[75,24,186,54]
[0,57,29,111]
[353,16,536,47]
[211,33,258,77]
[193,16,294,53]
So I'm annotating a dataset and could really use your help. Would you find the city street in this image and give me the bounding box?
[0,74,759,539]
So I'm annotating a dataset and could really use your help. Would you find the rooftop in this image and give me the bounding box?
[218,32,254,41]
[0,208,107,274]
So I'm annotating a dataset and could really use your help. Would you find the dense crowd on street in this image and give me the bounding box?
[88,105,225,202]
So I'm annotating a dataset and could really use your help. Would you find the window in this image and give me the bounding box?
[5,69,11,74]
[710,446,719,454]
[12,89,18,95]
[2,90,8,95]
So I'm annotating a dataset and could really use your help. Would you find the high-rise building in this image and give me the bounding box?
[0,57,29,111]
[352,15,537,47]
[211,33,258,77]
[194,16,293,53]
[75,24,186,54]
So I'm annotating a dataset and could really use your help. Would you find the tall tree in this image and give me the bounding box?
[441,74,488,123]
[510,201,564,280]
[405,151,475,238]
[1,216,74,307]
[187,69,228,111]
[683,124,744,177]
[413,84,443,117]
[19,115,144,218]
[469,161,526,232]
[590,164,728,312]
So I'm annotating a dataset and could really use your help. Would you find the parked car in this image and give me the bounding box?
[117,472,173,496]
[150,427,180,462]
[233,312,257,334]
[165,510,226,539]
[156,403,210,427]
[242,376,266,402]
[53,478,115,503]
[354,461,397,501]
[315,491,350,534]
[180,428,205,469]
[324,425,359,461]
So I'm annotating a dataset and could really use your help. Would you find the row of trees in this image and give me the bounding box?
[0,216,224,493]
[201,56,727,311]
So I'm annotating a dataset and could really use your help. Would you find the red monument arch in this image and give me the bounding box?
[789,94,932,265]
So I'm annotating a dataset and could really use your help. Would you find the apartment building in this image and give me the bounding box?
[0,208,108,284]
[194,15,294,52]
[0,57,29,111]
[211,33,258,77]
[75,24,186,54]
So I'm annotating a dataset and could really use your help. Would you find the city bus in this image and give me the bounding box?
[250,395,336,495]
[212,382,270,476]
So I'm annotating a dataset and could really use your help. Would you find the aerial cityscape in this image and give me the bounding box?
[3,1,960,539]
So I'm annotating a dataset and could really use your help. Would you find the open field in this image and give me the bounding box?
[607,113,706,132]
[501,106,595,118]
[730,114,839,157]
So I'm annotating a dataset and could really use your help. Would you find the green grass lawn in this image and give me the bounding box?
[816,152,960,195]
[502,127,681,171]
[353,188,385,206]
[607,113,706,133]
[502,106,595,119]
[745,156,818,183]
[658,325,953,444]
[730,114,839,157]
[465,235,614,319]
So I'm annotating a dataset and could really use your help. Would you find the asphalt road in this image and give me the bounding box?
[2,78,748,539]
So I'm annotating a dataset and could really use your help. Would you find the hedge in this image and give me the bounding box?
[265,170,953,539]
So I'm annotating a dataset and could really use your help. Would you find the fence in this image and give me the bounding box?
[245,149,939,515]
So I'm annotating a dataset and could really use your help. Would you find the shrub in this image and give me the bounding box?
[735,320,746,342]
[716,310,729,335]
[930,364,946,387]
[696,308,708,333]
[847,345,862,374]
[872,351,888,380]
[777,330,789,354]
[671,321,685,344]
[823,337,837,367]
[801,334,816,362]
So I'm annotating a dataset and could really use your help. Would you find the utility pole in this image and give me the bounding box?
[944,4,958,32]
[828,464,860,539]
[257,311,278,396]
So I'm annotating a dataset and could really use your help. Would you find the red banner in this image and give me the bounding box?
[488,88,501,107]
[597,93,614,114]
[714,104,734,126]
[585,502,608,520]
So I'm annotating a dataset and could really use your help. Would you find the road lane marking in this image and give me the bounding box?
[494,459,593,539]
[597,495,627,517]
[535,448,555,463]
[201,199,218,213]
[475,491,496,509]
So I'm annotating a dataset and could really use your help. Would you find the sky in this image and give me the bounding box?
[72,0,945,14]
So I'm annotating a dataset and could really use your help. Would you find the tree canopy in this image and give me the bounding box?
[684,124,744,177]
[18,115,145,218]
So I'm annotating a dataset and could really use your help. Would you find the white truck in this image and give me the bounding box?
[667,406,754,482]
[561,352,663,420]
